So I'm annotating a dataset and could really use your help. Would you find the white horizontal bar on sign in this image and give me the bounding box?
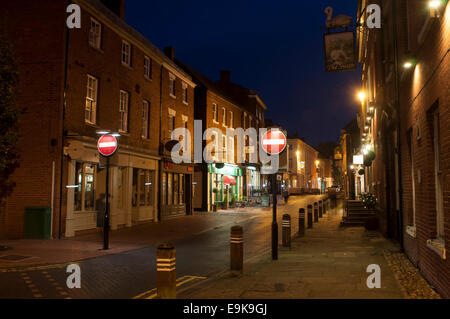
[99,142,116,148]
[263,139,285,145]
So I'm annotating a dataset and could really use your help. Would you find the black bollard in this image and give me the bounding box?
[282,214,291,248]
[298,208,305,237]
[319,200,323,218]
[307,205,313,229]
[230,226,244,274]
[314,202,319,223]
[156,243,176,299]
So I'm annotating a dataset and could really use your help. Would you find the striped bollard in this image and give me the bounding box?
[307,205,313,229]
[282,214,291,248]
[314,202,319,223]
[156,243,176,299]
[230,226,243,274]
[319,200,323,218]
[298,208,305,237]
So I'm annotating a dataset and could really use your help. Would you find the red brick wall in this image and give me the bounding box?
[399,1,450,298]
[1,0,67,238]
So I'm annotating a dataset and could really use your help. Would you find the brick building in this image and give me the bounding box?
[287,137,320,194]
[357,0,449,297]
[0,0,195,238]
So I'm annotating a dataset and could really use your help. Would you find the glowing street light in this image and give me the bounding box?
[404,61,413,69]
[429,0,441,8]
[357,91,366,103]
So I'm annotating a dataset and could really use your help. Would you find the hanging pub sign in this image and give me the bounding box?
[323,31,356,72]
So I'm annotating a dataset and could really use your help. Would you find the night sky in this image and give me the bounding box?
[126,0,362,147]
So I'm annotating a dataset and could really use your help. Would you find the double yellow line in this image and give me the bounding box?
[132,275,207,299]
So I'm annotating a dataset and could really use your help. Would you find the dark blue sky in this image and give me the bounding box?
[126,0,362,147]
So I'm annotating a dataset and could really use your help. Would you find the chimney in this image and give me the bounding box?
[163,46,175,61]
[220,70,231,83]
[101,0,126,20]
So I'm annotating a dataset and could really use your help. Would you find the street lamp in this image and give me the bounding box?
[357,91,366,103]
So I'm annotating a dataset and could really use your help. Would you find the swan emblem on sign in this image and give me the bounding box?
[325,6,352,29]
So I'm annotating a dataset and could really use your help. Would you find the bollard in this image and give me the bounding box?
[156,243,176,299]
[314,202,319,223]
[307,205,313,229]
[282,214,291,248]
[319,200,323,218]
[230,226,244,274]
[298,208,305,237]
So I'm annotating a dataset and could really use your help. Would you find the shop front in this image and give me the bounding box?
[244,165,261,197]
[207,163,243,211]
[64,139,159,237]
[160,160,193,220]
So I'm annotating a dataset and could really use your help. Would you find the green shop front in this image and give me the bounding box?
[208,163,243,211]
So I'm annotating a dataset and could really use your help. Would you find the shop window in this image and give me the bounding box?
[73,162,96,212]
[179,174,185,204]
[162,173,167,205]
[168,173,173,205]
[132,168,154,207]
[174,174,179,205]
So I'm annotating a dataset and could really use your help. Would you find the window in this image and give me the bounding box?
[182,82,188,104]
[432,110,444,238]
[168,108,176,137]
[122,40,131,66]
[222,107,226,126]
[212,103,218,122]
[173,174,179,205]
[249,115,253,128]
[89,18,101,49]
[222,134,227,162]
[179,174,185,204]
[211,131,218,161]
[168,173,173,205]
[142,100,150,139]
[73,162,97,212]
[228,136,235,163]
[169,73,176,97]
[243,112,247,129]
[229,111,233,128]
[119,90,129,132]
[162,173,167,205]
[132,168,153,207]
[144,56,152,79]
[85,75,98,124]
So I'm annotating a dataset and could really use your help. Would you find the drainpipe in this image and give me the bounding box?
[392,0,404,251]
[58,0,72,239]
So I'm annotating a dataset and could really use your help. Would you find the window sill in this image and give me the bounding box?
[85,122,99,128]
[212,120,219,124]
[169,94,177,100]
[144,75,153,82]
[426,238,446,260]
[89,45,104,54]
[121,63,133,70]
[406,225,416,238]
[183,101,188,106]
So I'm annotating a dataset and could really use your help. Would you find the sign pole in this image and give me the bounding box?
[103,156,110,250]
[272,173,278,260]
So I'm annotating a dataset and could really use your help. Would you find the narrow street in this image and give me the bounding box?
[0,195,323,299]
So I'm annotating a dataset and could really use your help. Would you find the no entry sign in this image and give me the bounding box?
[261,129,287,155]
[97,134,118,157]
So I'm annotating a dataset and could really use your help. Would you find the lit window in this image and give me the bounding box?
[222,107,226,126]
[169,73,176,97]
[119,90,129,132]
[144,56,152,79]
[182,82,188,104]
[73,162,97,212]
[168,109,176,137]
[212,103,218,122]
[121,40,131,66]
[229,111,233,128]
[85,75,98,124]
[89,19,101,49]
[222,134,227,162]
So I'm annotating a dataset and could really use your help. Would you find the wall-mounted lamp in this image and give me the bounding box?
[429,0,443,18]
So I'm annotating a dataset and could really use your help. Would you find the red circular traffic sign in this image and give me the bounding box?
[261,129,287,155]
[97,134,118,157]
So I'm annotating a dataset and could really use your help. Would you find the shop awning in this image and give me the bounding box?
[223,175,236,185]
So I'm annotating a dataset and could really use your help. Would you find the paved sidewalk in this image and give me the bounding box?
[0,210,260,268]
[180,204,407,299]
